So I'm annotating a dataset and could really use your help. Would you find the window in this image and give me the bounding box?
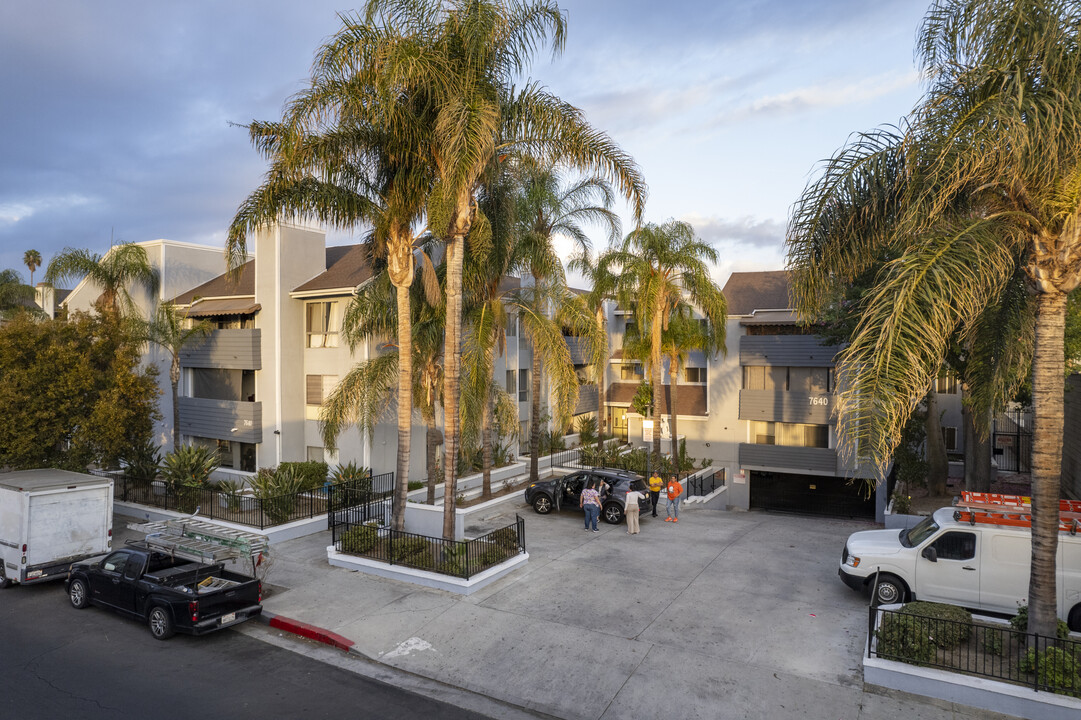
[217,439,233,468]
[935,371,958,394]
[306,302,339,348]
[743,366,785,390]
[752,421,828,448]
[789,367,830,393]
[930,532,976,561]
[942,426,958,451]
[101,552,129,574]
[506,315,516,337]
[752,421,775,445]
[307,446,325,463]
[621,363,644,381]
[684,367,706,384]
[519,369,529,402]
[306,375,338,406]
[506,370,516,394]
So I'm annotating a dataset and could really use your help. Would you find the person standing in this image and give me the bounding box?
[648,471,663,518]
[624,485,645,535]
[665,474,683,522]
[580,480,602,533]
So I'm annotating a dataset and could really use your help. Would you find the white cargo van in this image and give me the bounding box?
[838,498,1081,631]
[0,469,114,587]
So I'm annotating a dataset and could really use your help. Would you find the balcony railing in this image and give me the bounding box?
[738,444,837,474]
[180,328,261,370]
[178,397,261,443]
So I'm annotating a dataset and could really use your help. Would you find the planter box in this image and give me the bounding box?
[151,480,166,497]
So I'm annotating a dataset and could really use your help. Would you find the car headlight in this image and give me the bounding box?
[845,555,860,568]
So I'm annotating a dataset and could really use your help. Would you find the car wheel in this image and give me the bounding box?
[1069,604,1081,633]
[69,578,89,609]
[532,495,553,514]
[871,573,907,606]
[148,606,175,640]
[0,565,12,589]
[602,503,624,525]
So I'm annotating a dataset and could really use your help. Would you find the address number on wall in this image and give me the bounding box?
[808,397,829,407]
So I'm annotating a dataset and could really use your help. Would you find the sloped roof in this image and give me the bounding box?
[605,382,707,416]
[183,298,261,317]
[722,270,791,316]
[292,244,373,294]
[172,261,254,304]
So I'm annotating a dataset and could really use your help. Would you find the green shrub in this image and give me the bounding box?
[279,461,328,492]
[251,465,305,524]
[900,602,972,648]
[1010,603,1071,639]
[1019,647,1081,696]
[489,526,519,552]
[389,536,432,565]
[217,479,246,512]
[339,524,378,554]
[121,439,161,487]
[576,415,598,446]
[407,480,424,491]
[158,445,219,513]
[875,613,938,664]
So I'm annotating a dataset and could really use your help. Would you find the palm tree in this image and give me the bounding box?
[144,302,214,450]
[613,220,728,461]
[225,15,438,531]
[43,243,159,318]
[23,250,41,287]
[346,0,647,539]
[568,248,620,451]
[787,0,1081,636]
[659,304,724,464]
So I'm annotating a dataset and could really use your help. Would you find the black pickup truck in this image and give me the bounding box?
[65,544,262,640]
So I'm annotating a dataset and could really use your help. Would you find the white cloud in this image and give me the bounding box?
[0,195,92,226]
[685,214,785,250]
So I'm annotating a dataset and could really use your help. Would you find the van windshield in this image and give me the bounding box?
[900,516,939,548]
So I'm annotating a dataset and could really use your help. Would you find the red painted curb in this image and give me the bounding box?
[268,615,355,652]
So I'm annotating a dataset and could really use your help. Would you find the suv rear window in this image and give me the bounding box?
[629,479,647,492]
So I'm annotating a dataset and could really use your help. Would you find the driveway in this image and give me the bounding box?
[255,501,1001,719]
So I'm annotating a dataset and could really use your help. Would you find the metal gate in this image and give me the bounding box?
[749,470,875,519]
[992,410,1032,473]
[328,471,394,532]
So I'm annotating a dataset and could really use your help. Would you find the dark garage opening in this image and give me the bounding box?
[749,470,875,519]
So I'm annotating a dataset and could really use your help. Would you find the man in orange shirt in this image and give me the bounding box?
[665,474,683,522]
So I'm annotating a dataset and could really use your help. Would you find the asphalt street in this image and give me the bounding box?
[0,579,493,720]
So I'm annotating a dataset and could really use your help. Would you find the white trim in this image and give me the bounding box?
[289,287,357,299]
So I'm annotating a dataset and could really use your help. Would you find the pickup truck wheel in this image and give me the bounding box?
[1069,604,1081,633]
[148,606,175,640]
[871,574,907,606]
[532,495,553,514]
[68,578,89,609]
[602,503,624,525]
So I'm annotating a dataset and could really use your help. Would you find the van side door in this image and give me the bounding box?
[916,530,980,607]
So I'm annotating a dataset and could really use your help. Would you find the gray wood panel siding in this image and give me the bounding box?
[177,397,262,443]
[739,335,841,367]
[574,385,599,416]
[739,389,833,424]
[739,444,837,474]
[564,336,589,365]
[180,329,261,370]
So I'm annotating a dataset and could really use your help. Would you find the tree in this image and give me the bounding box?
[659,304,724,460]
[23,250,41,287]
[144,302,213,450]
[43,243,159,318]
[0,269,35,319]
[613,220,727,461]
[787,0,1081,636]
[225,14,438,532]
[568,248,620,451]
[0,312,160,470]
[345,0,646,539]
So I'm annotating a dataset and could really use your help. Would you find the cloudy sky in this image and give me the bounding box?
[0,0,928,288]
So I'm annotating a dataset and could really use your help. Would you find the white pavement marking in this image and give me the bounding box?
[381,636,437,659]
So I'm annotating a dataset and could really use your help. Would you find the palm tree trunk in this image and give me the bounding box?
[962,404,993,493]
[530,347,542,483]
[392,280,412,532]
[441,236,464,540]
[481,390,493,497]
[651,307,663,462]
[1027,290,1067,637]
[170,355,181,450]
[925,388,948,495]
[974,407,992,493]
[669,361,679,468]
[426,423,440,505]
[596,308,607,453]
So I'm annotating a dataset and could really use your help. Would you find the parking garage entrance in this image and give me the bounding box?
[749,470,875,519]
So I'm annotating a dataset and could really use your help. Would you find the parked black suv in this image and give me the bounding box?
[524,468,649,524]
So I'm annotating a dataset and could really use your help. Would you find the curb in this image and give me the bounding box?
[259,610,355,653]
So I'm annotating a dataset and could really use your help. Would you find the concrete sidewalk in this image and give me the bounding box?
[237,501,1009,720]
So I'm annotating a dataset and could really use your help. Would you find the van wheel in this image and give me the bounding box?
[1069,604,1081,634]
[871,574,907,606]
[0,566,12,589]
[148,606,175,640]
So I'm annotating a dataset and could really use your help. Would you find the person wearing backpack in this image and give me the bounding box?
[665,475,683,523]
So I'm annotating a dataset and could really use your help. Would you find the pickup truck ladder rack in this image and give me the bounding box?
[953,491,1081,535]
[127,518,269,566]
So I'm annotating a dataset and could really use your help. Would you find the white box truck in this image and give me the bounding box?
[0,469,114,588]
[838,492,1081,630]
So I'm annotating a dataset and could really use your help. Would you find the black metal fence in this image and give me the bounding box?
[869,606,1081,696]
[687,469,724,497]
[327,471,394,531]
[108,472,342,530]
[334,514,527,580]
[992,409,1033,473]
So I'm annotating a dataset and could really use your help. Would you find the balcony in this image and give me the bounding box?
[739,335,841,367]
[739,444,837,474]
[574,385,599,415]
[739,389,833,424]
[178,397,262,444]
[180,329,261,370]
